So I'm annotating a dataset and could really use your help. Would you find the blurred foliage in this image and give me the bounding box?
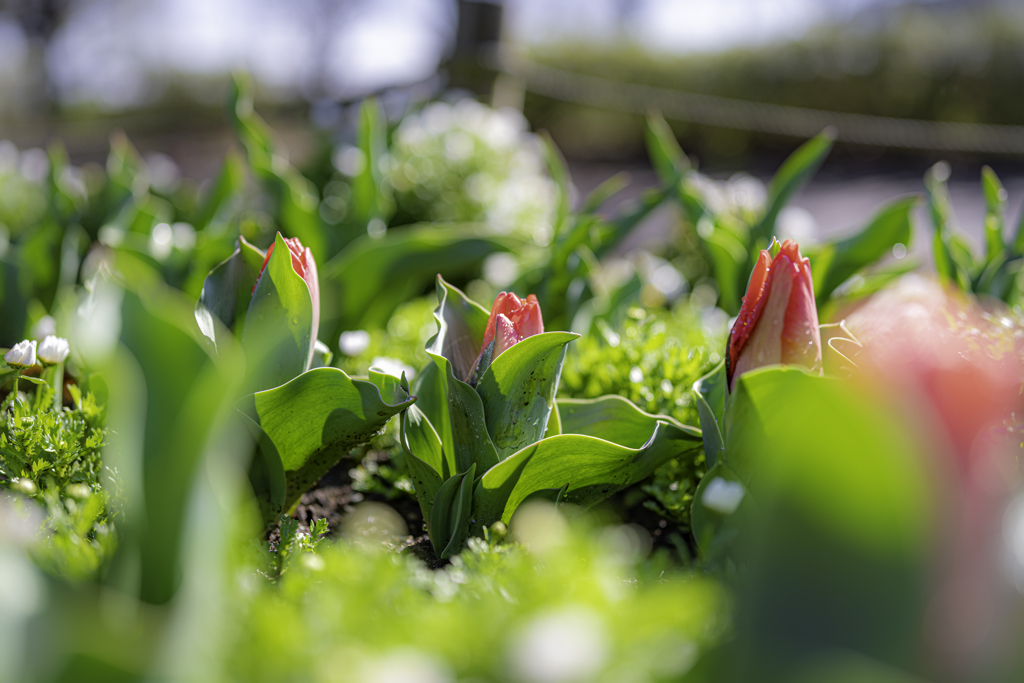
[0,379,113,581]
[526,5,1024,159]
[225,517,729,683]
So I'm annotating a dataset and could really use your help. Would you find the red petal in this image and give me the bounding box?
[727,249,772,389]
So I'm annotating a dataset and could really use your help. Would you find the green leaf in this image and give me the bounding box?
[228,74,325,261]
[694,392,723,469]
[539,132,571,236]
[690,462,748,555]
[475,332,578,459]
[350,98,394,226]
[810,196,916,303]
[472,420,702,529]
[240,233,315,394]
[429,463,476,559]
[399,406,445,525]
[694,362,726,427]
[323,223,522,332]
[580,172,630,215]
[194,149,246,229]
[594,185,675,259]
[981,166,1007,264]
[428,275,490,382]
[195,237,266,350]
[645,112,688,186]
[754,129,834,242]
[242,367,415,522]
[558,395,697,447]
[701,226,747,315]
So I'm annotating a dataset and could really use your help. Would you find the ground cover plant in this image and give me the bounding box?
[2,80,1024,683]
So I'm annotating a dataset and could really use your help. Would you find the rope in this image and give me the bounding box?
[498,55,1024,155]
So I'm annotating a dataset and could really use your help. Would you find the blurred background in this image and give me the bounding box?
[4,0,1024,253]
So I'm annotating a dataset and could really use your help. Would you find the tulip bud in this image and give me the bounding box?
[37,335,70,366]
[4,340,37,369]
[468,291,544,382]
[253,234,320,369]
[727,239,821,391]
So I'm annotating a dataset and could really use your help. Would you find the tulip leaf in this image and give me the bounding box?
[694,393,723,469]
[323,223,523,332]
[195,236,265,349]
[702,225,747,315]
[754,129,834,242]
[241,367,415,525]
[475,332,578,459]
[645,112,689,186]
[694,362,726,427]
[240,232,315,394]
[558,395,698,447]
[810,196,916,303]
[471,421,703,530]
[430,275,490,382]
[425,351,500,475]
[429,463,476,559]
[690,462,749,557]
[399,406,445,525]
[981,165,1007,264]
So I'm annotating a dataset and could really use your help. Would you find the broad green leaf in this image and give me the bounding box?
[195,237,265,350]
[400,406,445,525]
[425,351,499,475]
[430,463,476,559]
[754,129,834,242]
[694,362,726,427]
[429,275,490,382]
[694,392,723,469]
[558,395,698,448]
[471,421,702,529]
[323,223,522,332]
[645,112,688,185]
[240,233,315,394]
[242,367,414,521]
[810,196,916,303]
[476,332,578,459]
[544,401,562,438]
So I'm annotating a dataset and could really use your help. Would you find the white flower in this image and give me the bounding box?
[4,340,37,369]
[37,335,70,365]
[338,330,371,356]
[701,477,746,515]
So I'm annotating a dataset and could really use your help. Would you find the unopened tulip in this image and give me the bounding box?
[254,235,320,364]
[37,335,70,366]
[4,340,37,369]
[727,239,821,391]
[468,291,543,382]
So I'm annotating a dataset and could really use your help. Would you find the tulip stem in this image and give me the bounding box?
[11,370,19,405]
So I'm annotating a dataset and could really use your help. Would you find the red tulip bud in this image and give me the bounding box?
[727,239,821,391]
[255,235,320,365]
[468,291,544,381]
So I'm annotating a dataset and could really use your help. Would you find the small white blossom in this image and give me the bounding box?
[37,336,70,366]
[701,477,746,515]
[4,340,36,369]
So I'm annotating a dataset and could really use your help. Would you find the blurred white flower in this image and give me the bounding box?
[31,315,56,341]
[37,336,70,366]
[509,606,608,683]
[702,477,746,514]
[361,648,452,683]
[4,340,36,368]
[339,330,371,356]
[370,356,416,381]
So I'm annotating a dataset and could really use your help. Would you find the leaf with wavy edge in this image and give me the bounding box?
[470,397,702,530]
[240,367,414,525]
[476,331,578,459]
